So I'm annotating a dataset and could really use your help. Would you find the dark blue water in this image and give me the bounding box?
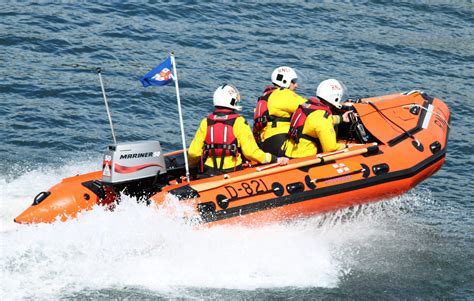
[1,2,473,300]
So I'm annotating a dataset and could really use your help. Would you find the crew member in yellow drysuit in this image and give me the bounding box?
[285,79,352,158]
[188,84,289,175]
[255,66,307,156]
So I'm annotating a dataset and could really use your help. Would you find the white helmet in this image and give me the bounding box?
[213,84,242,111]
[316,79,346,109]
[271,66,297,88]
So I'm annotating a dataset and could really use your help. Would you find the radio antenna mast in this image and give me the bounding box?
[96,67,117,144]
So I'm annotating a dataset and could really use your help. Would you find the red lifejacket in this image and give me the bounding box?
[288,97,333,143]
[253,86,279,134]
[204,109,240,170]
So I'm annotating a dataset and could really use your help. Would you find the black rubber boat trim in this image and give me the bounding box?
[388,93,434,147]
[200,147,447,223]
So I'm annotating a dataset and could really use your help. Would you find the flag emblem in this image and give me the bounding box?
[140,56,174,87]
[152,67,173,82]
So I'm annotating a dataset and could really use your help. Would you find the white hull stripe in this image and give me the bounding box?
[422,104,434,129]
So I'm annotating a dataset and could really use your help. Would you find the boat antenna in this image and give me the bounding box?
[96,67,117,145]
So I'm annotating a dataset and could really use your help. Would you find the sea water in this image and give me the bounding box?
[1,2,473,299]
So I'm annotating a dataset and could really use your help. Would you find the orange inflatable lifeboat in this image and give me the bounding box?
[15,91,450,226]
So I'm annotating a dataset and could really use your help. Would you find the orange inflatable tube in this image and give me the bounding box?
[14,91,450,226]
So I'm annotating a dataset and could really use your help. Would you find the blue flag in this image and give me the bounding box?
[140,56,174,87]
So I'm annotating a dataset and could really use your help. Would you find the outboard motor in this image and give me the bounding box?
[101,140,168,200]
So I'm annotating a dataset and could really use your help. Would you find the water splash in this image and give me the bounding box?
[0,159,101,232]
[0,161,432,299]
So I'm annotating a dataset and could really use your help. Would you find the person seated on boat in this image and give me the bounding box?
[188,84,289,176]
[284,78,353,158]
[252,66,307,156]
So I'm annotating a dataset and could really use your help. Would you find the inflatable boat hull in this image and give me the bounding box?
[15,91,450,225]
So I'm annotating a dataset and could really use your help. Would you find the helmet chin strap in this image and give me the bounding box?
[319,96,342,109]
[317,96,330,105]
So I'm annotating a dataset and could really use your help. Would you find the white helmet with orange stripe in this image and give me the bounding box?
[316,78,346,109]
[213,84,242,111]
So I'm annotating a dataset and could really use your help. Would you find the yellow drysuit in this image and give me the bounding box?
[189,116,275,170]
[284,110,346,158]
[258,88,307,154]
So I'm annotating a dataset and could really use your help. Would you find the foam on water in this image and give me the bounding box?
[0,159,101,233]
[0,161,429,300]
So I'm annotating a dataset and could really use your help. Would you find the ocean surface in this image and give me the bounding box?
[1,2,473,300]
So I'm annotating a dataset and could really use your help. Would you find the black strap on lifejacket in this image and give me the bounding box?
[262,86,291,128]
[289,98,332,144]
[300,108,330,143]
[206,119,238,171]
[255,86,292,128]
[257,86,277,104]
[254,86,276,126]
[270,116,291,127]
[299,133,320,144]
[296,106,324,144]
[204,110,240,172]
[268,87,292,127]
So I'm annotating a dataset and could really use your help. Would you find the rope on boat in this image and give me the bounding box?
[366,101,422,146]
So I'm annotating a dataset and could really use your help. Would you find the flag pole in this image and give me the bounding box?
[170,52,190,182]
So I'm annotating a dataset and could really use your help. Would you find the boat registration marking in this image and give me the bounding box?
[224,179,269,199]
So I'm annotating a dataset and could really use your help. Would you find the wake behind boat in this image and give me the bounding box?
[15,90,450,226]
